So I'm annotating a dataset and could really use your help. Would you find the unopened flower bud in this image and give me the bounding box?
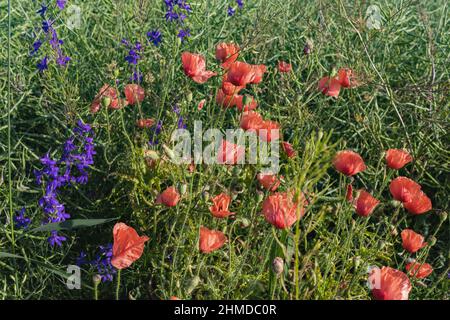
[186,91,193,103]
[240,218,250,228]
[439,211,448,222]
[428,236,437,246]
[101,96,111,108]
[93,274,102,285]
[180,184,188,195]
[272,257,284,275]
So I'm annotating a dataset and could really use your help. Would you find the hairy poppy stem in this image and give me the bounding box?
[115,269,121,300]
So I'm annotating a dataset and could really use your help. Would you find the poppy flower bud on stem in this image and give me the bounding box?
[101,96,111,108]
[180,183,188,195]
[439,211,448,222]
[272,257,284,276]
[186,91,193,103]
[428,236,437,246]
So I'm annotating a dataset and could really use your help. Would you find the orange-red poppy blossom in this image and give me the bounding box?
[405,262,433,279]
[354,190,379,217]
[258,120,281,142]
[226,61,257,87]
[111,222,149,270]
[281,141,296,158]
[240,111,263,131]
[368,266,411,300]
[403,191,432,215]
[215,42,240,69]
[217,139,245,165]
[216,89,238,108]
[318,76,341,97]
[389,177,422,203]
[156,186,181,207]
[221,74,245,95]
[333,150,366,176]
[91,84,121,113]
[169,296,181,300]
[209,193,234,218]
[136,118,155,128]
[262,191,308,229]
[278,61,292,73]
[181,52,217,84]
[386,149,412,169]
[401,229,427,253]
[199,226,227,253]
[337,68,358,88]
[257,173,282,192]
[124,84,145,105]
[250,64,267,84]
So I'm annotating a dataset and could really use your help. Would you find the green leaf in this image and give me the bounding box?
[28,218,118,233]
[0,252,23,259]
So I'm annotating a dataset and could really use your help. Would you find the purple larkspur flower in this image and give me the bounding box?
[56,0,67,10]
[177,28,190,42]
[227,6,235,16]
[149,120,163,145]
[236,0,244,9]
[48,231,67,247]
[147,29,162,46]
[37,56,48,72]
[30,40,42,55]
[76,251,88,266]
[37,4,48,17]
[14,208,31,229]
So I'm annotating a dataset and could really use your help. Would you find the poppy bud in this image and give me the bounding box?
[353,256,361,268]
[272,257,284,275]
[163,144,176,160]
[257,190,264,203]
[185,276,200,295]
[186,91,193,103]
[428,236,437,246]
[93,274,102,285]
[202,191,210,202]
[180,183,188,195]
[114,69,120,78]
[240,217,250,228]
[144,150,159,160]
[101,96,111,108]
[439,211,448,222]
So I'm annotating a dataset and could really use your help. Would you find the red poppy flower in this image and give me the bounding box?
[401,229,427,253]
[278,61,292,73]
[136,118,155,128]
[217,139,245,165]
[169,296,181,300]
[215,43,240,69]
[257,173,282,192]
[240,111,263,131]
[250,64,267,84]
[198,99,206,111]
[389,177,422,203]
[222,74,245,95]
[262,191,308,229]
[91,84,120,113]
[281,141,296,158]
[258,120,281,142]
[209,193,234,218]
[181,52,217,84]
[403,191,432,215]
[235,95,258,111]
[216,89,238,108]
[333,150,366,176]
[369,266,411,300]
[386,149,412,169]
[199,226,227,253]
[405,262,433,279]
[353,190,379,217]
[124,84,145,105]
[111,222,149,270]
[226,61,257,87]
[346,184,353,202]
[156,186,180,207]
[318,76,341,97]
[337,68,358,88]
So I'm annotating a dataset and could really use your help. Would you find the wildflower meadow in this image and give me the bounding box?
[1,0,449,302]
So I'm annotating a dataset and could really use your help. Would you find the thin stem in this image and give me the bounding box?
[115,269,122,300]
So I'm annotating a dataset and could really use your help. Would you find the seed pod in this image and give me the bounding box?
[272,257,284,275]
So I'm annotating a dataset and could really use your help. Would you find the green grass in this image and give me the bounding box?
[0,0,449,300]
